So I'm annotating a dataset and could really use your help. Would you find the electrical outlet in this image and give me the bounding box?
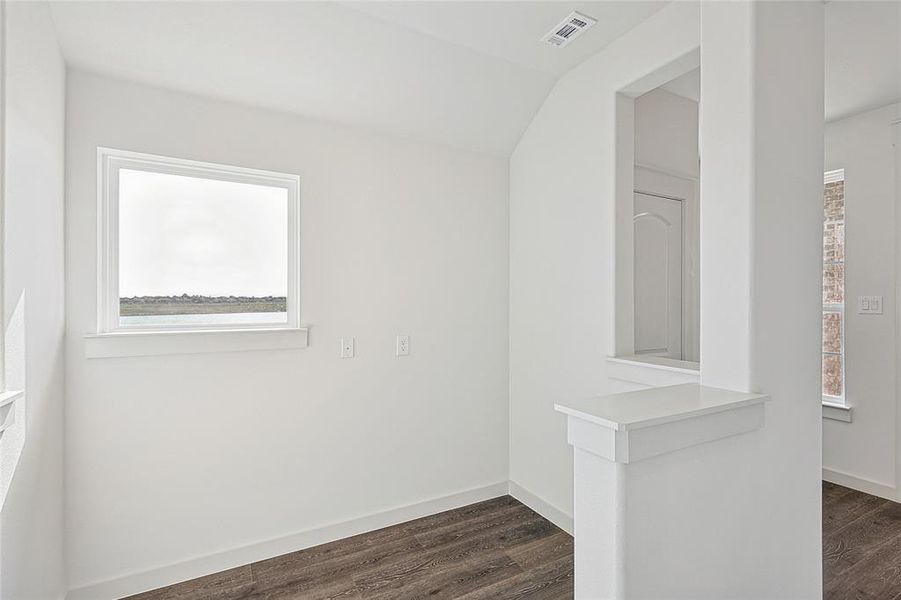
[396,335,410,357]
[340,337,355,358]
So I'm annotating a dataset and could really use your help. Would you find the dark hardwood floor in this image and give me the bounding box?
[123,496,574,600]
[123,483,901,600]
[824,481,901,599]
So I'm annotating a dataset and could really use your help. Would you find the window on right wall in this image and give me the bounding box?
[823,169,845,403]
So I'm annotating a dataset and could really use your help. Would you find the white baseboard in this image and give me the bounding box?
[66,481,509,600]
[64,470,901,600]
[508,480,573,535]
[823,467,898,503]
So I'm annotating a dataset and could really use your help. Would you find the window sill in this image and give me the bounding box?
[822,400,852,423]
[607,355,700,375]
[84,327,309,359]
[605,355,701,388]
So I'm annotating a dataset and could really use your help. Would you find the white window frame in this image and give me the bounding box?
[822,168,849,420]
[96,147,301,335]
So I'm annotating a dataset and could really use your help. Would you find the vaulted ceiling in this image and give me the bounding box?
[48,1,668,156]
[46,1,900,154]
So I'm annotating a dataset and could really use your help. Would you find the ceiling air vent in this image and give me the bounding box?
[541,11,597,48]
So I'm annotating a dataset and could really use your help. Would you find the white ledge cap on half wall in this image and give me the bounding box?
[554,383,769,463]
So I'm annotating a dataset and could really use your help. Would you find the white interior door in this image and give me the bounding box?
[633,192,683,358]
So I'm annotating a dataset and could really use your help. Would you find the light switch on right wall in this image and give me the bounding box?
[858,295,883,314]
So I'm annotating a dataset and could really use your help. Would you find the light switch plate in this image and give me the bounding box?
[858,296,883,315]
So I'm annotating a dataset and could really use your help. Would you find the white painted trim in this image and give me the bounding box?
[508,480,573,535]
[84,327,309,358]
[824,168,845,184]
[96,147,302,334]
[821,170,845,405]
[556,384,768,463]
[607,355,699,376]
[605,356,700,389]
[823,467,897,503]
[557,385,767,432]
[822,400,852,422]
[633,161,698,185]
[66,481,509,600]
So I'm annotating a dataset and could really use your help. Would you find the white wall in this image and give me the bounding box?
[703,2,824,594]
[511,0,823,594]
[509,1,701,525]
[64,71,510,594]
[1,2,67,598]
[823,102,901,495]
[634,88,699,179]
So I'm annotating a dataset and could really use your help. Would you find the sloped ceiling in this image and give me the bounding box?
[661,68,700,103]
[48,1,668,156]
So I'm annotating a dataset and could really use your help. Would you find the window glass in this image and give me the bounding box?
[823,354,843,398]
[822,175,844,400]
[822,312,842,353]
[118,168,289,327]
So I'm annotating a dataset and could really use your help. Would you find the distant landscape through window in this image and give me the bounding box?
[118,168,289,327]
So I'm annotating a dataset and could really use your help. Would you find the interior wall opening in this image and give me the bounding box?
[614,54,700,368]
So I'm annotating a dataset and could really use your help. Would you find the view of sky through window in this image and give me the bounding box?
[118,168,288,325]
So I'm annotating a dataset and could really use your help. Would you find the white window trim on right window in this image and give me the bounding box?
[822,168,851,422]
[87,148,307,358]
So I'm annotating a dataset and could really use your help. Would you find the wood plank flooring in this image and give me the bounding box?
[122,496,573,600]
[124,483,901,600]
[824,481,901,599]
